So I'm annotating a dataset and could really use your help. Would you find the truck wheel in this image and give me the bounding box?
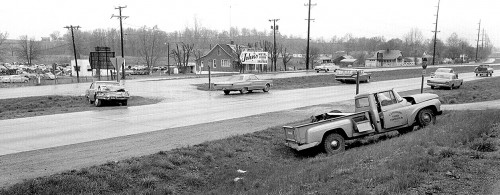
[417,108,435,127]
[323,133,345,155]
[223,90,230,95]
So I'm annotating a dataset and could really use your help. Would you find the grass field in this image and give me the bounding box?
[0,96,163,120]
[1,69,500,194]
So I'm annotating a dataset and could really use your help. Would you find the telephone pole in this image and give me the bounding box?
[481,28,485,49]
[64,25,81,83]
[269,19,279,72]
[305,0,316,70]
[431,0,440,65]
[112,5,128,79]
[475,20,481,61]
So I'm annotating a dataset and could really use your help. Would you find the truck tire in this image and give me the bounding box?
[224,90,230,95]
[323,133,345,155]
[417,108,435,127]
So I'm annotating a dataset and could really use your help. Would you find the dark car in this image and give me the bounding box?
[85,81,130,107]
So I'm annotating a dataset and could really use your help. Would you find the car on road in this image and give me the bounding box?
[85,81,130,107]
[430,68,457,78]
[1,75,29,83]
[284,88,442,154]
[213,74,272,95]
[474,64,494,77]
[335,69,371,83]
[427,72,463,90]
[314,63,339,73]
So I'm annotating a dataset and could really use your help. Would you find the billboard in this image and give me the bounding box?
[240,51,269,65]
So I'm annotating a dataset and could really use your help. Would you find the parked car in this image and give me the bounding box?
[41,72,56,80]
[85,81,130,107]
[335,69,371,83]
[430,68,457,78]
[314,63,339,73]
[1,75,29,83]
[213,74,272,95]
[427,72,463,90]
[283,88,442,154]
[19,72,37,79]
[474,64,494,77]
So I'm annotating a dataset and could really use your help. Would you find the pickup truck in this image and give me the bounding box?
[283,89,442,154]
[314,63,339,73]
[474,64,494,77]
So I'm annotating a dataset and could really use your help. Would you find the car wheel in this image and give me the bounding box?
[323,133,345,155]
[263,84,270,92]
[316,70,320,73]
[417,108,435,127]
[122,100,128,106]
[476,74,478,76]
[94,98,102,107]
[88,96,94,104]
[240,87,248,94]
[431,86,435,89]
[325,69,329,73]
[223,90,230,95]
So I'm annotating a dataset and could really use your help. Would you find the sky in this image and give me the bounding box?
[1,0,499,47]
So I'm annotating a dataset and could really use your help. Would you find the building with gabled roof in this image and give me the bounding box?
[365,49,404,67]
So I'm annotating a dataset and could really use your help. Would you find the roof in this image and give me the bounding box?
[367,50,402,60]
[199,44,239,60]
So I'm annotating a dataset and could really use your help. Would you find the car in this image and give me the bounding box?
[474,64,494,77]
[213,74,272,95]
[427,72,463,89]
[430,68,457,78]
[19,72,37,79]
[1,75,29,83]
[314,63,339,73]
[85,81,130,107]
[334,69,371,83]
[41,72,56,80]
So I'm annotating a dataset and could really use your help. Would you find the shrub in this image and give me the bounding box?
[470,138,498,152]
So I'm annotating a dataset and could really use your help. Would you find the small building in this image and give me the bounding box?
[196,44,240,73]
[365,50,404,67]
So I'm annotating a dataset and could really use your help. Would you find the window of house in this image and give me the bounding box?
[221,59,230,67]
[212,59,217,68]
[217,48,220,56]
[201,61,204,67]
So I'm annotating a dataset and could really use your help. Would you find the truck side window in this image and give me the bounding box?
[355,97,369,108]
[378,91,397,107]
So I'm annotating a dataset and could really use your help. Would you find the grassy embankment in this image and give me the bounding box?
[0,96,163,120]
[2,72,500,194]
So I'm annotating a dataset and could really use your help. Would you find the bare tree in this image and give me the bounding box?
[170,42,194,70]
[279,44,292,71]
[138,26,164,72]
[49,31,61,41]
[0,32,8,61]
[17,35,42,65]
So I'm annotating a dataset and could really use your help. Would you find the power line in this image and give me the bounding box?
[304,0,316,70]
[112,5,128,79]
[431,0,440,65]
[64,25,81,83]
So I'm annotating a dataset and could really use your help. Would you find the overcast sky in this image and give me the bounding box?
[1,0,499,47]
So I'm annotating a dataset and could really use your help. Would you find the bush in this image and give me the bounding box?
[470,138,497,152]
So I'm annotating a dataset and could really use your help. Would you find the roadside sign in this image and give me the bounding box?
[110,57,124,70]
[89,51,115,69]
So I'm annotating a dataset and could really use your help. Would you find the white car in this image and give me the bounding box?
[1,75,29,83]
[314,63,339,73]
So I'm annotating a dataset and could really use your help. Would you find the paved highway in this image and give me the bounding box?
[0,70,497,156]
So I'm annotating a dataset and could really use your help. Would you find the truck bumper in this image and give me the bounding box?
[285,141,320,151]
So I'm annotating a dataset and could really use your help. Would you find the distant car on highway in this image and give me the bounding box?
[1,75,29,83]
[430,68,457,78]
[213,74,272,95]
[474,64,494,77]
[335,69,371,83]
[427,72,463,90]
[85,81,130,107]
[314,63,339,73]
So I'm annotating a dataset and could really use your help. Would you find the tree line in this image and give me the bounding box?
[0,25,494,71]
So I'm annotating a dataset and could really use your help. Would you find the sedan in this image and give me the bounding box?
[430,68,457,78]
[427,72,463,89]
[1,75,29,83]
[335,69,371,83]
[213,74,272,95]
[85,81,130,107]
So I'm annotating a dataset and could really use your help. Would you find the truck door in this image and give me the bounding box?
[376,91,408,129]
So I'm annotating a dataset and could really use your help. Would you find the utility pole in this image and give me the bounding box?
[304,0,316,70]
[64,25,81,83]
[475,20,481,62]
[269,19,279,72]
[481,28,485,49]
[112,5,128,80]
[431,0,440,65]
